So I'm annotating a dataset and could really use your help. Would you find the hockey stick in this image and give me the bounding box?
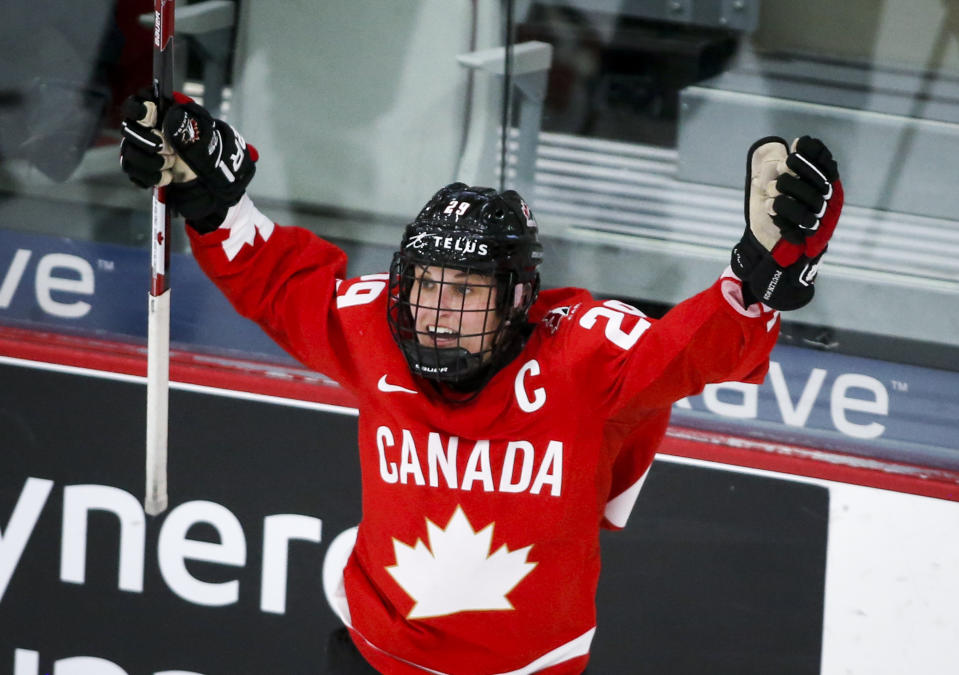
[145,0,175,516]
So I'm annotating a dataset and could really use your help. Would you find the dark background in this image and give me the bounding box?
[0,361,828,674]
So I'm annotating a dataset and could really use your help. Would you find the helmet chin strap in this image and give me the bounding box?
[513,283,525,310]
[399,341,484,382]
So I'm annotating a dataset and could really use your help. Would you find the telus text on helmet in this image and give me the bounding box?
[404,232,489,257]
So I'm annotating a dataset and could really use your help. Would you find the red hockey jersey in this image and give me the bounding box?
[188,195,781,675]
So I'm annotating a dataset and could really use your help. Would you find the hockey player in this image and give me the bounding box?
[120,93,842,675]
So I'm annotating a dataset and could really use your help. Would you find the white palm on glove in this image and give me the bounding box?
[732,135,843,311]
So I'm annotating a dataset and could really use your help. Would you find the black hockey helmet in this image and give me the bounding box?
[387,183,543,388]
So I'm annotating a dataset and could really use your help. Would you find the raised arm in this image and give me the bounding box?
[120,92,356,377]
[564,136,843,413]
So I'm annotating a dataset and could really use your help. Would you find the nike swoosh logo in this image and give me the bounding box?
[377,375,418,395]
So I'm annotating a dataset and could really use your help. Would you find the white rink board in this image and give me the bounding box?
[821,483,959,675]
[662,455,959,675]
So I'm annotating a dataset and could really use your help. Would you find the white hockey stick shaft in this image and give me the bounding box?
[146,0,175,515]
[145,284,170,515]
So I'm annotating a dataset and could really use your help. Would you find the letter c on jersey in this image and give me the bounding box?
[515,360,546,413]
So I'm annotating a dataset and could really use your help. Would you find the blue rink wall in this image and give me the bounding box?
[2,229,959,674]
[2,227,958,470]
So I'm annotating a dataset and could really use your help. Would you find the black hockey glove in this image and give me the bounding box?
[730,136,843,311]
[119,93,192,188]
[119,91,258,232]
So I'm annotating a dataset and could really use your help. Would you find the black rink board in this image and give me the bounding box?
[0,361,827,674]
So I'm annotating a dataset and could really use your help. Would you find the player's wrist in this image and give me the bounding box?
[184,191,255,234]
[184,206,229,234]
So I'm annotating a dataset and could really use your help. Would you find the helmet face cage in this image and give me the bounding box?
[388,254,516,384]
[387,183,542,387]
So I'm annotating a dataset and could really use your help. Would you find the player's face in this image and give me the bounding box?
[409,265,501,357]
